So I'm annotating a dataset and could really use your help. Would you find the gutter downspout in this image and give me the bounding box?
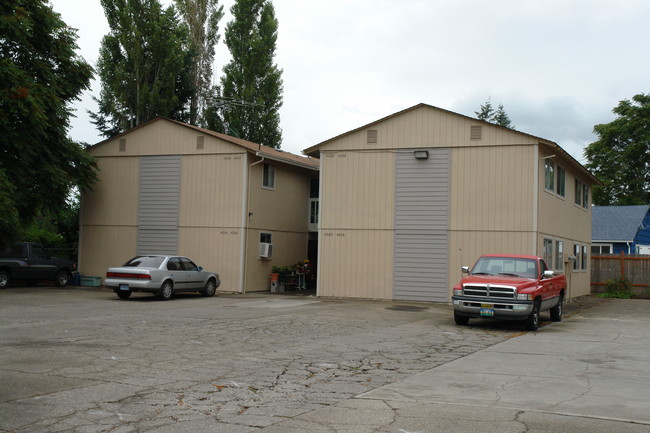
[240,154,265,293]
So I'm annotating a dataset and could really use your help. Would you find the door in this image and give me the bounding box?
[180,257,204,289]
[28,244,57,281]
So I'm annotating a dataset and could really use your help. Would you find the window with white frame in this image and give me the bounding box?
[544,159,555,191]
[582,184,589,209]
[263,163,275,189]
[581,245,588,270]
[556,166,566,197]
[573,244,580,270]
[555,240,564,271]
[591,244,612,254]
[543,238,554,269]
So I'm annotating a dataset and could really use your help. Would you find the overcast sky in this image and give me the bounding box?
[50,0,650,163]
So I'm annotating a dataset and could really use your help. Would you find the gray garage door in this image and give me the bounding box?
[394,148,449,302]
[137,155,181,255]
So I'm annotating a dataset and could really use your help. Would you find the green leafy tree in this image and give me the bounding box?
[585,93,650,205]
[175,0,224,126]
[0,0,96,243]
[475,98,514,128]
[91,0,194,137]
[207,0,283,148]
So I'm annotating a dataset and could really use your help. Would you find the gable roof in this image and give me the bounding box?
[91,117,319,171]
[302,103,599,185]
[592,205,650,242]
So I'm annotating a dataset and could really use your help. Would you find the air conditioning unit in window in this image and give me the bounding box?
[259,243,273,259]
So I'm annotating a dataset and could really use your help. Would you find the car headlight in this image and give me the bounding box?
[453,288,463,296]
[517,293,532,301]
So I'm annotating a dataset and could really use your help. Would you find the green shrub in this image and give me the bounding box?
[598,278,634,299]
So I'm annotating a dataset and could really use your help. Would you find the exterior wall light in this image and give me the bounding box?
[414,150,429,160]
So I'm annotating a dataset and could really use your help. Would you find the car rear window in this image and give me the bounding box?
[123,256,165,268]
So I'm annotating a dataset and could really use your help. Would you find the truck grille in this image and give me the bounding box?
[463,284,516,299]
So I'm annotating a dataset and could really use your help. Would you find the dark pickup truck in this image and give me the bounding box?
[0,242,75,288]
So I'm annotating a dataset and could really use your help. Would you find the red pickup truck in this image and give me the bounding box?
[451,254,566,331]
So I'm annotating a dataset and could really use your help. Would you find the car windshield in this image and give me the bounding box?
[471,257,537,278]
[123,256,165,268]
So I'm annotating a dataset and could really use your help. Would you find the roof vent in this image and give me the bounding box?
[119,138,126,152]
[196,136,204,149]
[470,125,482,141]
[367,129,378,144]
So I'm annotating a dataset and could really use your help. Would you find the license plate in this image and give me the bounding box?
[119,284,130,291]
[480,308,494,317]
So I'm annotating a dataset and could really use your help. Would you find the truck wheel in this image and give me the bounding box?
[524,302,540,331]
[202,279,217,297]
[550,295,563,322]
[54,270,70,287]
[117,290,132,299]
[454,311,470,326]
[158,280,173,300]
[0,270,10,289]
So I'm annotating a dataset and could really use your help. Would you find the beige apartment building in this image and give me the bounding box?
[304,103,599,302]
[79,118,319,292]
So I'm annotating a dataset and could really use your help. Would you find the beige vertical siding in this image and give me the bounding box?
[536,147,593,298]
[178,228,241,292]
[78,226,137,280]
[317,105,537,153]
[177,154,246,292]
[80,157,139,226]
[244,158,313,292]
[318,230,393,299]
[318,151,395,299]
[79,157,139,277]
[180,154,244,229]
[244,229,308,291]
[449,145,535,232]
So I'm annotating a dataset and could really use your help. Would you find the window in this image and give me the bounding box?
[260,232,272,244]
[180,257,198,271]
[543,238,554,269]
[573,244,580,270]
[555,240,564,271]
[544,159,555,191]
[167,257,182,271]
[582,184,589,209]
[581,245,588,270]
[591,244,612,254]
[310,199,319,224]
[263,163,275,189]
[556,166,566,197]
[575,179,582,206]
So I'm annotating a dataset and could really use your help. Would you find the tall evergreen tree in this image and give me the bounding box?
[475,97,494,121]
[91,0,194,137]
[174,0,224,126]
[585,93,650,205]
[475,98,514,128]
[207,0,283,148]
[492,103,514,128]
[0,0,96,242]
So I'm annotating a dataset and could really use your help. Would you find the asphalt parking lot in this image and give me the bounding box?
[0,286,648,432]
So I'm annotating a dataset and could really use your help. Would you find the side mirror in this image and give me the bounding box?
[197,266,203,272]
[461,266,470,274]
[543,270,554,278]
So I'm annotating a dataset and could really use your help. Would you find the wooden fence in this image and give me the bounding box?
[591,253,650,295]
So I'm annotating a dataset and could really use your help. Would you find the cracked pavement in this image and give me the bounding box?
[1,288,648,432]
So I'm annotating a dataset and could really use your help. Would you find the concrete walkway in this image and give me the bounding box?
[261,299,650,432]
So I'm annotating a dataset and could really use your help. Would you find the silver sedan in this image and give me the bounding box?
[105,255,220,300]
